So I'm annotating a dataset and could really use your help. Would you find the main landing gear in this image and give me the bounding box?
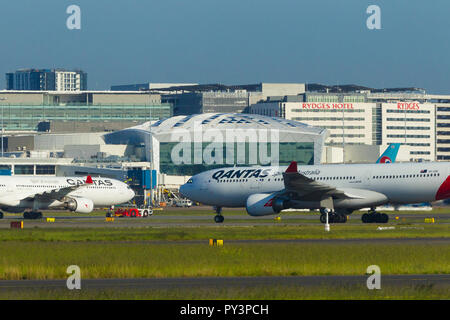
[23,211,43,220]
[319,209,348,224]
[361,208,389,223]
[213,206,224,223]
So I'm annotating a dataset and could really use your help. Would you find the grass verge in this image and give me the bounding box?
[0,224,448,242]
[0,242,448,280]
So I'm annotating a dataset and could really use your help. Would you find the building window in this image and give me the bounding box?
[15,165,34,175]
[36,165,56,175]
[410,151,430,155]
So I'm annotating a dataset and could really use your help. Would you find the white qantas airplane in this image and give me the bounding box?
[180,161,450,223]
[0,175,135,219]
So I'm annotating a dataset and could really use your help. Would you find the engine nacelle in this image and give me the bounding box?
[65,197,94,213]
[0,197,21,207]
[246,193,284,216]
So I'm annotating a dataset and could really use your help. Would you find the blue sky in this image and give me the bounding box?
[1,0,449,93]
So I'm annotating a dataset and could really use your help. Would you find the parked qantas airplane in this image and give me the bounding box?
[180,161,450,223]
[0,175,135,219]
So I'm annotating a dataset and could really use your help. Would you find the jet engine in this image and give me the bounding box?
[246,193,288,216]
[65,197,94,213]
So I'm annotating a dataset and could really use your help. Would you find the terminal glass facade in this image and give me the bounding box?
[159,142,314,175]
[0,104,172,131]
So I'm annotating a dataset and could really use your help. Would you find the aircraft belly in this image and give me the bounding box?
[370,183,436,204]
[205,184,251,207]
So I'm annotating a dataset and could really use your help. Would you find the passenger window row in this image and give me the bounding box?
[313,176,356,181]
[373,173,439,179]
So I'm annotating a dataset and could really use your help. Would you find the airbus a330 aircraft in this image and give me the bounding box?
[180,161,450,224]
[0,175,135,219]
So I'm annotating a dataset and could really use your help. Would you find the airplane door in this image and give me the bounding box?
[364,170,371,186]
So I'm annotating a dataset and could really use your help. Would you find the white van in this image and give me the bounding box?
[175,199,193,207]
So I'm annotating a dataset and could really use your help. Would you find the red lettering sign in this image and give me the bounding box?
[302,103,354,110]
[397,102,420,110]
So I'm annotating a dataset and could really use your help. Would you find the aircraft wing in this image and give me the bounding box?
[23,176,94,202]
[281,162,363,201]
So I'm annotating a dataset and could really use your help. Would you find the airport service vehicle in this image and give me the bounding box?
[0,175,135,219]
[108,206,153,218]
[175,199,193,207]
[180,161,450,224]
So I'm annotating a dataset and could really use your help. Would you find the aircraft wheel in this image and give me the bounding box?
[362,213,370,223]
[339,214,348,223]
[214,215,224,223]
[0,211,3,219]
[380,213,389,223]
[330,212,339,223]
[24,212,41,219]
[320,214,326,224]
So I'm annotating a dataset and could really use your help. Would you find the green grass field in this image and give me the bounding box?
[0,242,448,280]
[0,223,448,242]
[0,207,448,299]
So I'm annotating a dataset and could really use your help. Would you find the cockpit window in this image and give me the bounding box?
[187,179,193,184]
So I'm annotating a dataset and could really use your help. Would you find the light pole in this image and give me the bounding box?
[148,103,154,207]
[0,97,6,157]
[342,105,345,163]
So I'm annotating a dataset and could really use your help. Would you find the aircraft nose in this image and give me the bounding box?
[179,184,186,197]
[179,184,189,198]
[129,188,135,200]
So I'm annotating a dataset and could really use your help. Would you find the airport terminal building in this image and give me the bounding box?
[103,113,328,176]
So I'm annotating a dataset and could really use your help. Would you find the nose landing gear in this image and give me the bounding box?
[213,206,224,223]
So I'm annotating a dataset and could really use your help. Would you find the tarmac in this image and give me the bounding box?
[0,275,448,290]
[0,210,448,228]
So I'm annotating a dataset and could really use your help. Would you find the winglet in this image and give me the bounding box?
[286,161,298,173]
[86,175,93,184]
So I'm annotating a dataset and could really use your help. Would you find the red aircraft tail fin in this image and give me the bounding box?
[285,161,298,173]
